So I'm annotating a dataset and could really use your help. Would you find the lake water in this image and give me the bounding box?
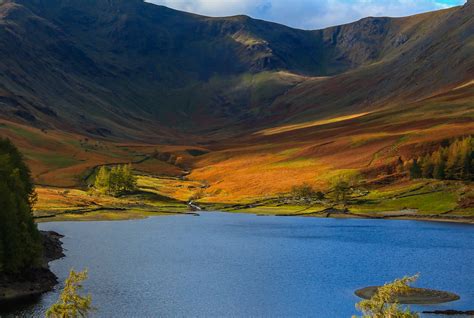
[4,212,474,317]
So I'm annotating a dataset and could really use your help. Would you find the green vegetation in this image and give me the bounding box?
[47,269,93,318]
[290,183,324,202]
[354,275,419,318]
[93,165,137,197]
[409,136,473,181]
[330,172,364,205]
[0,138,42,273]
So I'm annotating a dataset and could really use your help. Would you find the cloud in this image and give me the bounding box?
[146,0,466,29]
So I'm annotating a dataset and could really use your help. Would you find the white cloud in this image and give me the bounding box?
[146,0,466,29]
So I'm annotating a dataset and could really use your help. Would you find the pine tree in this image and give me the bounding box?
[445,140,461,179]
[123,164,137,193]
[459,137,472,180]
[93,164,137,197]
[46,269,93,318]
[409,159,422,179]
[93,166,110,195]
[396,157,404,174]
[354,275,419,318]
[0,138,42,273]
[421,154,433,179]
[432,149,447,180]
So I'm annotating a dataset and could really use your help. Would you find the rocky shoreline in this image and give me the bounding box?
[0,231,64,307]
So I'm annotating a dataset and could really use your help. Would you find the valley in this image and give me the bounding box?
[0,0,473,316]
[0,0,472,223]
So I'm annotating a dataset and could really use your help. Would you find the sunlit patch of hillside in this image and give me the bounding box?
[33,174,200,221]
[188,86,474,203]
[255,112,371,136]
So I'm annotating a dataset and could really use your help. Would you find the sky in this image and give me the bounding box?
[147,0,466,29]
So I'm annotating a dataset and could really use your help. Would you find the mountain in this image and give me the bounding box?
[0,0,472,199]
[1,0,470,139]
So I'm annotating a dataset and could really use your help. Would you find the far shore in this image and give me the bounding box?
[33,204,474,225]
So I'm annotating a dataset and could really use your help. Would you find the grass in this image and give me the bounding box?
[230,204,326,215]
[2,81,472,220]
[351,191,458,215]
[256,112,371,136]
[204,180,473,223]
[34,174,194,221]
[26,152,81,169]
[37,209,177,222]
[136,175,203,202]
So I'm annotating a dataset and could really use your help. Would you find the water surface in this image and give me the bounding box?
[5,213,474,317]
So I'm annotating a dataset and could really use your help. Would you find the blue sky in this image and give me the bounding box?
[147,0,466,29]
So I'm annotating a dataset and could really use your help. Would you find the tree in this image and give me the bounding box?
[445,140,461,179]
[93,164,137,197]
[432,149,446,180]
[395,157,405,174]
[93,166,110,195]
[46,269,93,318]
[0,138,42,273]
[406,136,473,181]
[354,275,419,318]
[119,164,137,194]
[333,178,350,204]
[409,159,421,179]
[459,136,473,180]
[331,172,362,205]
[291,183,324,201]
[420,154,433,179]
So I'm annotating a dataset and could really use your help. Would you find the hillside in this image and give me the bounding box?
[0,0,472,209]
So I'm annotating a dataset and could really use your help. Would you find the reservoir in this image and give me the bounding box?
[6,212,474,317]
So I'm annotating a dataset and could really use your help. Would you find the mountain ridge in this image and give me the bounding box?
[0,0,472,204]
[1,0,470,142]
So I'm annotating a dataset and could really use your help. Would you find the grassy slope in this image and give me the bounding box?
[34,175,203,221]
[2,83,471,221]
[190,84,474,202]
[0,71,470,222]
[0,2,472,220]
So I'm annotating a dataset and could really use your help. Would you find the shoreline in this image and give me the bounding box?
[219,206,474,225]
[0,231,64,309]
[306,211,474,225]
[33,205,474,225]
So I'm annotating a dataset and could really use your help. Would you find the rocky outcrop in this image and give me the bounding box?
[0,231,64,307]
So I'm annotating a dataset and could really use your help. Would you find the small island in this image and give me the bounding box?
[355,286,460,304]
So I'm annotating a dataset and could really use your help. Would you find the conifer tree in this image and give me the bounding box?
[432,149,446,180]
[421,154,433,178]
[93,164,137,197]
[0,138,42,273]
[409,159,422,179]
[93,166,110,195]
[445,140,461,179]
[396,157,404,174]
[46,269,93,318]
[459,137,472,180]
[354,275,419,318]
[406,136,473,181]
